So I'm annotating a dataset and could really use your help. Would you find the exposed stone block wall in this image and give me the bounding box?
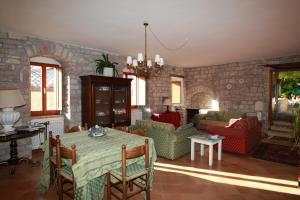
[0,31,125,160]
[146,66,186,125]
[184,55,300,133]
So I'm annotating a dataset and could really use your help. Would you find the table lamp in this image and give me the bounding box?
[0,89,25,132]
[163,97,171,112]
[254,101,264,121]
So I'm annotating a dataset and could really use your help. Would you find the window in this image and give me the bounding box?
[171,76,184,105]
[30,62,62,116]
[123,73,146,107]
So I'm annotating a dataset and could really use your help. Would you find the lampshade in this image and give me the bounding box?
[0,89,25,108]
[254,101,265,112]
[126,56,132,65]
[163,98,171,106]
[132,59,138,67]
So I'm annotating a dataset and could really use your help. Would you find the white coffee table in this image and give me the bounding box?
[189,134,224,166]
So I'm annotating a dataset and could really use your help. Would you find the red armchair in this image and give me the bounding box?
[151,112,181,128]
[207,117,261,154]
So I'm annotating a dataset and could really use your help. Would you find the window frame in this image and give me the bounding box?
[123,72,146,108]
[30,61,62,116]
[171,76,184,106]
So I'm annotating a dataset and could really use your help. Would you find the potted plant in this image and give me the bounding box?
[95,54,118,77]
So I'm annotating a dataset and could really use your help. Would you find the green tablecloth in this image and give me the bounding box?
[40,128,157,199]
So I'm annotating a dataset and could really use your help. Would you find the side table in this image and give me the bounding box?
[189,134,224,166]
[0,125,45,174]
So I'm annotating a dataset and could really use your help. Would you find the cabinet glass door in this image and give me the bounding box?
[113,86,128,124]
[94,85,111,126]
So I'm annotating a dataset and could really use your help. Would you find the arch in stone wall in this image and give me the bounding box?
[23,41,77,127]
[186,85,218,109]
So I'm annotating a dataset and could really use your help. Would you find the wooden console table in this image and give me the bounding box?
[0,125,45,174]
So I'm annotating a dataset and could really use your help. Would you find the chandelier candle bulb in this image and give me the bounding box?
[132,59,138,67]
[126,56,132,65]
[137,53,143,62]
[147,60,152,67]
[159,58,164,66]
[155,54,160,63]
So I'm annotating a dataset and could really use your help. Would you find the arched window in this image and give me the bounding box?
[30,57,62,116]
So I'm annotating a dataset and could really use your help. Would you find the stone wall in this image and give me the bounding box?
[184,55,300,133]
[0,31,125,160]
[1,30,300,161]
[146,66,186,124]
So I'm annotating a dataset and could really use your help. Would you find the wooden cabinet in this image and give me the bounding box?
[80,75,132,128]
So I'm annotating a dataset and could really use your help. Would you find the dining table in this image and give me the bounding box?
[40,128,157,200]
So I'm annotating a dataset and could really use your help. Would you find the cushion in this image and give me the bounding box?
[245,116,258,129]
[176,123,194,132]
[196,120,227,130]
[59,165,73,181]
[226,118,240,128]
[234,118,248,129]
[206,111,217,120]
[215,111,225,121]
[111,163,147,181]
[223,112,243,122]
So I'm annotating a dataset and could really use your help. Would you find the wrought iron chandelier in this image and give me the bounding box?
[125,23,164,77]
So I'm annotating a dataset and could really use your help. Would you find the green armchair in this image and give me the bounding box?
[130,120,198,160]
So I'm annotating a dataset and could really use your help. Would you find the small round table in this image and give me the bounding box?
[0,126,45,174]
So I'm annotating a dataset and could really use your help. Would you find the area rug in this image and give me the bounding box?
[252,143,299,166]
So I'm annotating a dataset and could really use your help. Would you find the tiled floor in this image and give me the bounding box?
[0,148,299,200]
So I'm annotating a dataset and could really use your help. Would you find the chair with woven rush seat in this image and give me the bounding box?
[107,139,150,200]
[130,129,146,137]
[56,139,77,200]
[49,131,59,186]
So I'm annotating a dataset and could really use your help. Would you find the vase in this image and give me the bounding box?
[103,67,114,77]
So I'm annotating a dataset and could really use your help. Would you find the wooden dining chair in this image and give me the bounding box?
[56,139,77,200]
[66,123,88,133]
[112,124,129,132]
[49,131,59,185]
[129,129,146,137]
[107,139,150,200]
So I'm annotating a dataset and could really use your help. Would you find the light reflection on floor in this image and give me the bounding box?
[154,162,300,196]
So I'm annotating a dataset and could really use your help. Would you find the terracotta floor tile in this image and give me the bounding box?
[0,149,299,199]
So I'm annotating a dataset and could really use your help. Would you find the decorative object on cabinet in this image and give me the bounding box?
[80,75,132,128]
[0,89,25,132]
[95,53,118,77]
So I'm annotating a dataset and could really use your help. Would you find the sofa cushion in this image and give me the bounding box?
[234,118,248,129]
[226,118,240,128]
[136,119,153,129]
[196,120,227,130]
[205,111,217,120]
[207,125,247,139]
[175,123,194,132]
[223,111,243,122]
[215,111,225,121]
[245,116,258,129]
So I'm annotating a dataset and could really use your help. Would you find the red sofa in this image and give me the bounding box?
[151,111,181,128]
[207,116,261,154]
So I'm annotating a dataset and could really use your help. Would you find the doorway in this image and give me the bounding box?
[268,63,300,139]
